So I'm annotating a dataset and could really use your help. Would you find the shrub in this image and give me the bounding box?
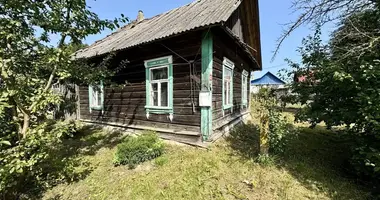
[350,135,380,188]
[113,132,164,169]
[268,110,298,155]
[252,88,297,155]
[0,120,80,199]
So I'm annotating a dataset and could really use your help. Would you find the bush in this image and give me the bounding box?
[0,120,80,199]
[252,88,297,155]
[350,135,380,189]
[113,132,164,169]
[268,110,297,155]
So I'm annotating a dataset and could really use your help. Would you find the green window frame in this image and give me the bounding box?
[242,70,249,107]
[89,80,104,112]
[222,57,234,110]
[144,56,173,118]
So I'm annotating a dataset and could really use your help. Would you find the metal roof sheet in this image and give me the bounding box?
[75,0,242,59]
[251,72,286,85]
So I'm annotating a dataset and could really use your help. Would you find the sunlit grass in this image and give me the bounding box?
[42,126,371,200]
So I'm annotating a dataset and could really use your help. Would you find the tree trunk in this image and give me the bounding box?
[21,113,30,138]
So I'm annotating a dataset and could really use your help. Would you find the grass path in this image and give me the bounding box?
[42,126,371,200]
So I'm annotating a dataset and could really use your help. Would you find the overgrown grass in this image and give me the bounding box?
[41,125,373,200]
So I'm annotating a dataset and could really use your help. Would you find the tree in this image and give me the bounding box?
[0,0,128,197]
[0,0,127,138]
[273,0,377,60]
[286,6,380,183]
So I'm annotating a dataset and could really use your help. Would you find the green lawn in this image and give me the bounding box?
[40,125,372,200]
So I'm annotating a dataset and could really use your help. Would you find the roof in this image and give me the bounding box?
[251,72,286,85]
[75,0,243,59]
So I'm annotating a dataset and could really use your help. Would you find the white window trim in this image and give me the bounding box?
[242,70,249,107]
[223,57,235,110]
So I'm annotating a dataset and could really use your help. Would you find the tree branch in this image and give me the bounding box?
[29,1,73,112]
[272,0,374,61]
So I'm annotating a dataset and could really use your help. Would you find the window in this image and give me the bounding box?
[144,56,173,116]
[89,81,104,112]
[223,57,234,110]
[150,67,169,107]
[242,70,249,107]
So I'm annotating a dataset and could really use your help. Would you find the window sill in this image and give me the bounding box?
[223,104,233,110]
[90,106,103,111]
[145,106,173,114]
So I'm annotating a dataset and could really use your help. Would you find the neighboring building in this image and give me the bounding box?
[250,72,286,94]
[74,0,262,145]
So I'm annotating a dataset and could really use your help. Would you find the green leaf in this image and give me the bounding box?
[0,140,11,146]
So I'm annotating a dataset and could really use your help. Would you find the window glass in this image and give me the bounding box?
[161,82,168,107]
[225,69,232,81]
[151,67,168,80]
[144,56,173,114]
[242,71,248,106]
[91,90,98,106]
[89,83,103,110]
[149,66,169,107]
[224,66,233,106]
[151,83,158,106]
[224,81,229,104]
[97,90,102,106]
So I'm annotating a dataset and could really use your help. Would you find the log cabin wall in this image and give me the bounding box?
[212,29,252,130]
[79,31,203,133]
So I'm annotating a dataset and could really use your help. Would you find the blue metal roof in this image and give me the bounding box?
[251,72,286,85]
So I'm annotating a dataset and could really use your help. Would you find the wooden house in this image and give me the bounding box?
[74,0,262,145]
[251,72,286,94]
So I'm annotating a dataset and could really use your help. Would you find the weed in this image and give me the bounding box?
[113,132,164,169]
[154,156,168,167]
[255,154,276,166]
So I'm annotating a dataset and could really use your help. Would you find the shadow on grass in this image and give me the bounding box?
[226,123,260,160]
[227,123,372,199]
[24,125,124,200]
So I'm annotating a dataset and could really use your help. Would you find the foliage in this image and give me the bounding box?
[268,110,298,155]
[350,136,380,187]
[285,5,380,187]
[0,0,127,137]
[252,88,296,155]
[113,132,165,169]
[0,0,128,198]
[274,0,376,59]
[0,120,81,199]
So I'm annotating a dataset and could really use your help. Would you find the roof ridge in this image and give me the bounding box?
[76,0,240,58]
[85,0,200,48]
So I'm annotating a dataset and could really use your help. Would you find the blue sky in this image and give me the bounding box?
[84,0,332,80]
